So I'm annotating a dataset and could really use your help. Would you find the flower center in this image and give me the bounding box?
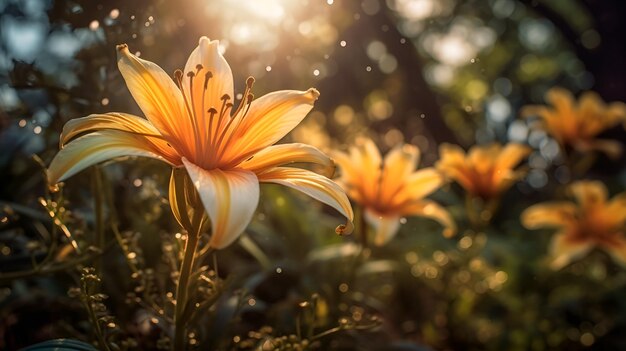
[173,66,255,169]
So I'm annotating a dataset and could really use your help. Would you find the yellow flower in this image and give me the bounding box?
[522,180,626,269]
[47,37,353,249]
[332,137,455,246]
[521,87,626,157]
[436,143,530,200]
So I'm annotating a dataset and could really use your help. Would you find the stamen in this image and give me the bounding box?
[203,71,213,89]
[173,69,184,88]
[230,77,255,120]
[195,64,203,73]
[246,76,255,88]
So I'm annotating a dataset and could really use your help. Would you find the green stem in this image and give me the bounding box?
[173,212,203,351]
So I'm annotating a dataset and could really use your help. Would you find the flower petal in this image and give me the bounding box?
[182,158,259,249]
[116,44,191,154]
[607,192,626,223]
[549,233,593,270]
[239,143,334,177]
[364,210,401,246]
[183,37,234,118]
[48,130,169,184]
[494,143,530,174]
[570,180,608,211]
[182,37,234,157]
[468,144,499,175]
[59,113,180,164]
[521,202,578,229]
[346,137,383,204]
[257,167,354,235]
[223,89,320,164]
[574,139,623,159]
[395,168,443,204]
[437,143,474,193]
[599,235,626,267]
[60,113,160,146]
[379,144,419,203]
[400,200,456,238]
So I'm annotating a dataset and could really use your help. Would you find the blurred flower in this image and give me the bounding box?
[436,143,530,199]
[521,87,626,158]
[47,37,353,249]
[522,180,626,269]
[332,137,455,246]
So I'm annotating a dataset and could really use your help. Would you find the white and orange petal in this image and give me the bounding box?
[257,167,354,235]
[223,89,320,166]
[116,44,191,156]
[364,210,401,246]
[549,233,593,270]
[182,158,260,249]
[48,130,172,184]
[239,143,334,177]
[521,202,578,230]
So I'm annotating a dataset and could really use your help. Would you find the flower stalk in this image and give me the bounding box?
[173,212,203,351]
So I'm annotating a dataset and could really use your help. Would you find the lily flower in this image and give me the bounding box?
[521,180,626,269]
[332,137,455,246]
[521,87,626,157]
[436,143,530,200]
[47,37,353,249]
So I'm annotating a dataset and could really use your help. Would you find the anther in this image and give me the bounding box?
[247,93,254,102]
[174,69,183,81]
[195,64,203,72]
[186,71,195,78]
[221,94,230,101]
[246,76,255,87]
[207,107,218,115]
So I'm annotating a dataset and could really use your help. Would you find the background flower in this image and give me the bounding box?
[522,180,626,269]
[436,143,530,200]
[333,137,454,246]
[521,87,626,158]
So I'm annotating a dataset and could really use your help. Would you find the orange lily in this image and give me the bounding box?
[47,37,353,249]
[522,180,626,269]
[332,137,455,246]
[436,143,530,200]
[521,87,626,157]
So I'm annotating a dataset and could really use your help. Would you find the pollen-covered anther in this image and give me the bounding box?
[207,107,218,115]
[246,76,255,88]
[220,93,231,101]
[186,71,195,78]
[174,69,183,81]
[195,64,203,72]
